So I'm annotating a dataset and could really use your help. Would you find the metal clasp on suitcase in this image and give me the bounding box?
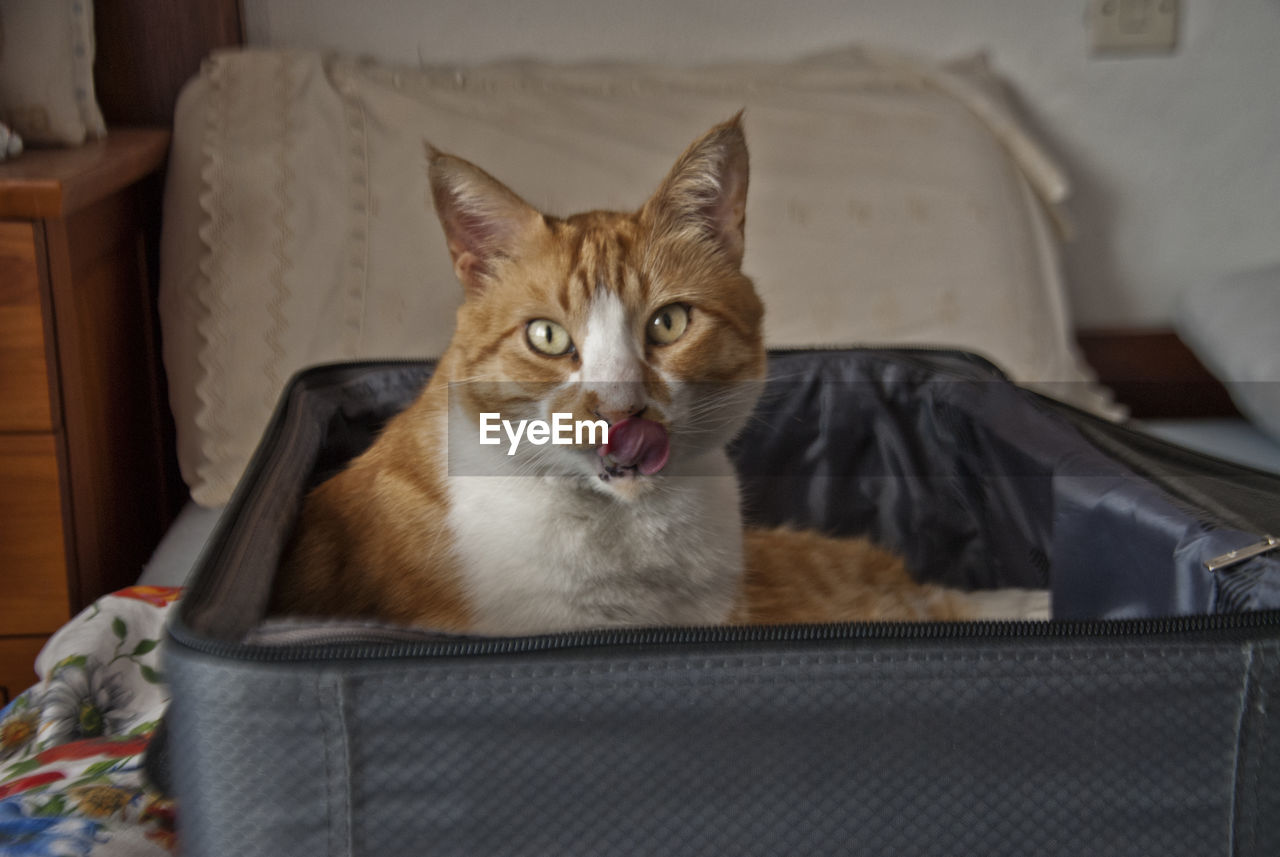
[1206,535,1280,572]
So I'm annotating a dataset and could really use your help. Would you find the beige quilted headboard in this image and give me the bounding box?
[160,46,1109,506]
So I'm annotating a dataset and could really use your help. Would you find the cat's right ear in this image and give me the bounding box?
[642,114,750,269]
[426,145,544,295]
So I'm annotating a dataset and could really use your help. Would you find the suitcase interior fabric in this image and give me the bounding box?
[162,349,1280,857]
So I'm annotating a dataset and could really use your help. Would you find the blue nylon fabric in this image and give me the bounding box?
[731,350,1280,617]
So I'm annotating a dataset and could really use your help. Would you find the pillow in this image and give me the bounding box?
[1177,263,1280,444]
[160,47,1111,507]
[0,0,106,146]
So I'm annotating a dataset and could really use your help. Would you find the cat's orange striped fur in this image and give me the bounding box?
[272,116,1048,633]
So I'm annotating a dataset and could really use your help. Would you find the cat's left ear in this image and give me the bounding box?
[427,145,544,295]
[643,113,749,268]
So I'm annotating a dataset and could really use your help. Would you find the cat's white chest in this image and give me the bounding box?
[445,458,744,635]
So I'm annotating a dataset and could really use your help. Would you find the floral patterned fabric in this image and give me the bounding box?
[1,587,180,856]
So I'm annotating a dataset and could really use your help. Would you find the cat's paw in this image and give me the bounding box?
[964,588,1052,621]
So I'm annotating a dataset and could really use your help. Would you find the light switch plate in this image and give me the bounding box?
[1090,0,1179,55]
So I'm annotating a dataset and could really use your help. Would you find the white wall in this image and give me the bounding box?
[243,0,1280,327]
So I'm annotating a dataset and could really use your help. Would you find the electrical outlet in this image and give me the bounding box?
[1089,0,1179,55]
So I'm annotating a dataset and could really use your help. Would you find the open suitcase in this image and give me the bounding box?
[159,348,1280,856]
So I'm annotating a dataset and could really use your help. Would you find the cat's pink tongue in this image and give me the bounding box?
[599,417,670,476]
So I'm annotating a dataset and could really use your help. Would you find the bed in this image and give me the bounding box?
[3,3,1278,854]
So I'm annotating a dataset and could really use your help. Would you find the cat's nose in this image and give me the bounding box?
[593,404,644,425]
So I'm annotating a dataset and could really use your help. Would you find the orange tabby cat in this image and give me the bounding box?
[272,116,1049,633]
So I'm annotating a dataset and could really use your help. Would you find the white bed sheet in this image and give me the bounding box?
[137,502,226,587]
[1141,418,1280,475]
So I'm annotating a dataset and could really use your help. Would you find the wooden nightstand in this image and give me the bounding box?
[0,129,177,703]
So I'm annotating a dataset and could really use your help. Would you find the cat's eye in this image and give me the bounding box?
[647,303,689,345]
[526,319,574,356]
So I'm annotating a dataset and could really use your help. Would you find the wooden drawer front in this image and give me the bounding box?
[0,634,46,704]
[0,434,70,635]
[0,222,54,431]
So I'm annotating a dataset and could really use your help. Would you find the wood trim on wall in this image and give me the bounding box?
[94,0,245,127]
[1075,328,1239,420]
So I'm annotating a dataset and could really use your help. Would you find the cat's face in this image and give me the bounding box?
[430,117,765,499]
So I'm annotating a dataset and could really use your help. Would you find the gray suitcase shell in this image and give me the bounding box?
[162,349,1280,856]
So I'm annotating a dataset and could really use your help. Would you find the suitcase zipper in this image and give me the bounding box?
[168,607,1280,664]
